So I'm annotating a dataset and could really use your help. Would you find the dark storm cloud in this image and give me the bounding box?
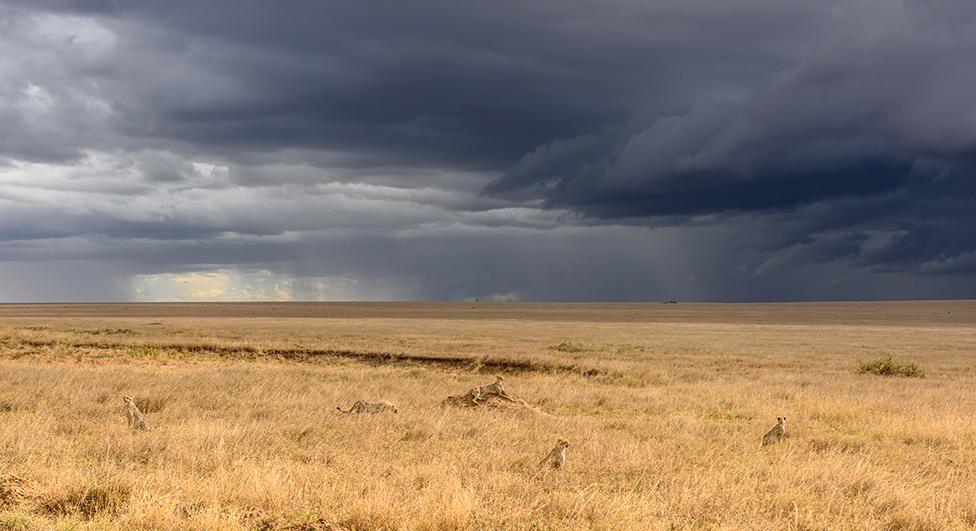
[1,0,813,167]
[1,0,976,301]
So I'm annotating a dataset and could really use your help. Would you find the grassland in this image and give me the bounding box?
[0,301,975,530]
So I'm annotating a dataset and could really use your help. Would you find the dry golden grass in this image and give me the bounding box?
[1,301,975,529]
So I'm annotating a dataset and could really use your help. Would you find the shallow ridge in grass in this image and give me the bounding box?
[12,337,607,378]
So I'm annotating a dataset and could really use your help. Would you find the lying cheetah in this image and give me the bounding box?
[538,439,570,469]
[336,400,399,414]
[469,376,508,400]
[761,417,786,446]
[122,396,152,431]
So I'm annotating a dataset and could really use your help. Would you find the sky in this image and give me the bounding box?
[1,0,975,302]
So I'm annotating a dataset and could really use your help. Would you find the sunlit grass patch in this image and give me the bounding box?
[0,512,36,531]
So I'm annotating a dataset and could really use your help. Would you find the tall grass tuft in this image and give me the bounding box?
[39,483,131,519]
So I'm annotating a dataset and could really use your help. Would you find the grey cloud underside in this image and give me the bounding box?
[1,0,976,300]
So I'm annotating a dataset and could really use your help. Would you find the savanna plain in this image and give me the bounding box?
[1,301,975,530]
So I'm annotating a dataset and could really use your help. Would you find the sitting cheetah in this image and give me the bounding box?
[761,417,786,446]
[538,439,570,469]
[122,396,152,431]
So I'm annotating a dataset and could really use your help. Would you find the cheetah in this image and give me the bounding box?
[469,376,508,400]
[122,396,152,431]
[336,400,399,414]
[538,439,570,469]
[761,417,786,446]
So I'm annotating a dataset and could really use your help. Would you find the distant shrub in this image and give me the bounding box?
[125,345,164,358]
[89,328,136,336]
[857,355,925,378]
[550,342,586,353]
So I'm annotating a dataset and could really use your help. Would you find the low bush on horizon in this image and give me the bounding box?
[858,355,926,378]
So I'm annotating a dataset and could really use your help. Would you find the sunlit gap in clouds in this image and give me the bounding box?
[130,269,389,302]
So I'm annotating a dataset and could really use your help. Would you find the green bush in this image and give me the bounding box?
[857,355,925,378]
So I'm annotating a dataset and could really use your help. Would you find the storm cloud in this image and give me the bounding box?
[1,0,975,301]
